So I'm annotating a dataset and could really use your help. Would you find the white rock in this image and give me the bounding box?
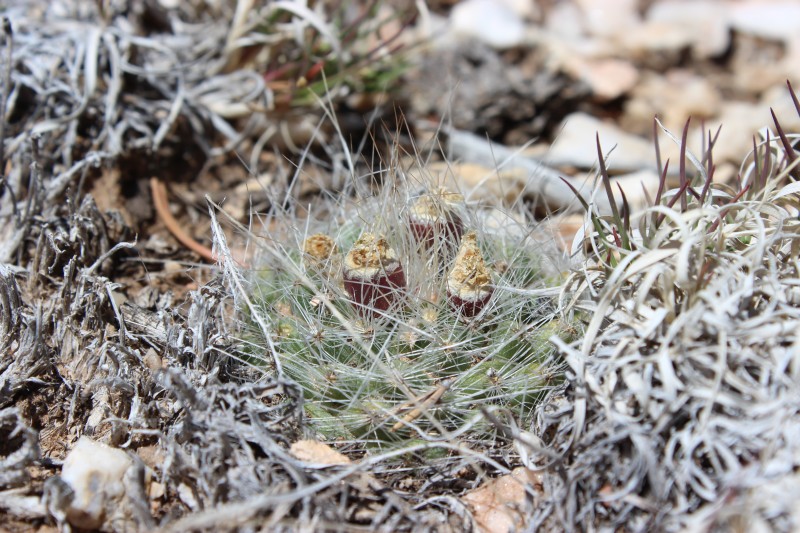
[762,85,800,134]
[707,102,779,165]
[611,169,662,211]
[622,20,695,58]
[652,99,782,170]
[646,1,730,58]
[496,0,540,19]
[60,437,134,530]
[574,0,640,39]
[730,1,800,41]
[177,482,200,511]
[545,2,585,39]
[684,87,800,167]
[548,113,656,172]
[450,0,527,49]
[578,58,639,101]
[624,71,722,135]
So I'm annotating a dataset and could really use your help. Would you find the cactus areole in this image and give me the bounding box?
[447,232,493,316]
[343,233,406,314]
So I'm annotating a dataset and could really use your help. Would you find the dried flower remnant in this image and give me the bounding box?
[303,233,340,281]
[304,233,337,262]
[408,188,464,248]
[447,232,493,317]
[343,233,406,315]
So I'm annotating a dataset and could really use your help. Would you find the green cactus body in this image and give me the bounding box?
[245,185,575,453]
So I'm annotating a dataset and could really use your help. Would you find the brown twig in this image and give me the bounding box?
[150,176,224,264]
[390,378,453,432]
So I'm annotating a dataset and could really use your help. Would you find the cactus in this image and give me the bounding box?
[244,182,576,453]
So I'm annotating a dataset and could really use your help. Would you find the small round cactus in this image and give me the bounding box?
[244,182,574,454]
[343,233,406,315]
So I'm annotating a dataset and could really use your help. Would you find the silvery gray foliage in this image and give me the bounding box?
[524,184,800,531]
[0,0,271,263]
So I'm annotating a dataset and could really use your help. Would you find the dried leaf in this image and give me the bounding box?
[461,467,541,533]
[290,440,351,465]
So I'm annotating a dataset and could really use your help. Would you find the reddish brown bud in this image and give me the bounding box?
[343,233,406,315]
[408,188,464,248]
[447,232,493,317]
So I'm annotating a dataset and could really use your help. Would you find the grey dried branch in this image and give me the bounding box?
[0,407,38,489]
[0,264,22,350]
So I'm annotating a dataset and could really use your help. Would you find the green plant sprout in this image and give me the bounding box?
[241,176,576,455]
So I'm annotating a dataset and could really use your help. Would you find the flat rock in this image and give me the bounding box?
[544,2,585,39]
[548,112,656,172]
[574,0,640,39]
[690,88,800,167]
[624,71,722,135]
[612,169,662,212]
[650,92,799,171]
[730,1,800,41]
[646,1,730,58]
[621,21,695,70]
[450,0,527,49]
[575,58,639,102]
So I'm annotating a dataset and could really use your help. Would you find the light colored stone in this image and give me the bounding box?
[440,128,615,214]
[60,437,135,530]
[646,1,730,58]
[548,112,656,172]
[624,71,722,135]
[622,21,694,59]
[730,1,800,41]
[450,0,527,49]
[543,213,586,252]
[704,102,778,165]
[177,482,200,511]
[424,161,528,206]
[680,86,800,170]
[653,95,794,171]
[732,62,789,96]
[762,85,800,133]
[577,58,639,101]
[612,169,662,212]
[545,2,586,39]
[496,0,539,19]
[574,0,640,39]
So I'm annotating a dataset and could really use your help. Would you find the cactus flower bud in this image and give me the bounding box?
[447,232,493,317]
[408,188,464,248]
[343,233,406,315]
